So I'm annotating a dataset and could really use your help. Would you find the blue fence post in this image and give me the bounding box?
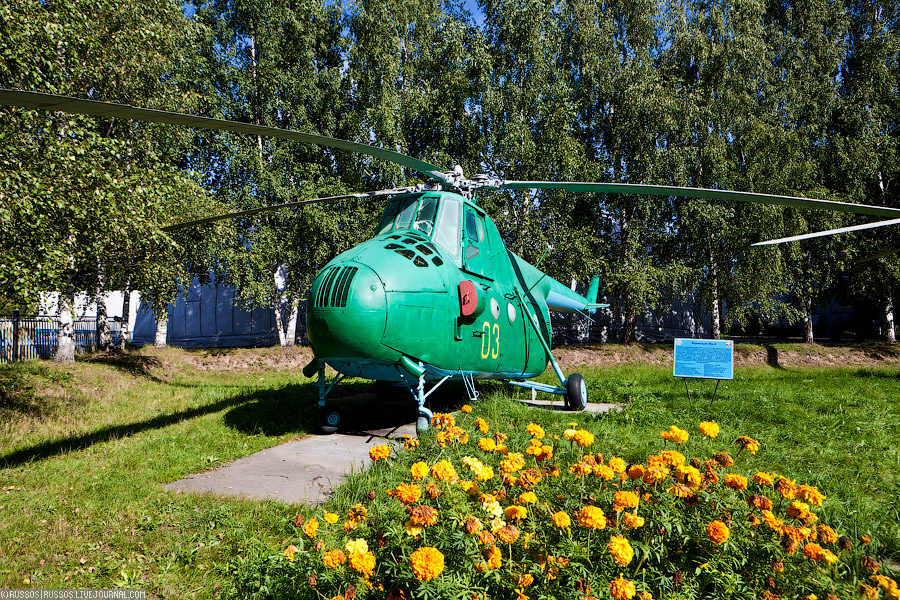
[12,309,19,363]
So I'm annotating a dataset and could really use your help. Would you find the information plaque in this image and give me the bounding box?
[673,338,734,380]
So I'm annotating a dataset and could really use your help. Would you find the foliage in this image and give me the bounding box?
[231,404,895,599]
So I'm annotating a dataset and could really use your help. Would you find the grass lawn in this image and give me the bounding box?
[0,345,898,597]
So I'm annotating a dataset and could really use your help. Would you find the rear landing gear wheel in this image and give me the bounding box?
[565,373,587,411]
[319,409,342,434]
[416,415,430,432]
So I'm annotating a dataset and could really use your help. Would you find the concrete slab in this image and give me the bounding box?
[165,422,416,506]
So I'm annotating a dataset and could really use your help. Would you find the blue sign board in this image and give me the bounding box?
[673,338,734,380]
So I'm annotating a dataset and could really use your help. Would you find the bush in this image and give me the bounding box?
[230,405,898,599]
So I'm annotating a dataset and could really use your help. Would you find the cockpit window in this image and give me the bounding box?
[414,197,438,235]
[433,196,461,258]
[377,194,461,259]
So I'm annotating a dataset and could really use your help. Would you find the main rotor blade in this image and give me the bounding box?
[162,188,414,232]
[499,181,900,220]
[0,89,450,184]
[751,218,900,246]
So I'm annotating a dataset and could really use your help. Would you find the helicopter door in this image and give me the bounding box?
[462,208,491,279]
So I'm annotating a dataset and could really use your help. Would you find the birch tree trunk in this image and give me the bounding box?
[883,295,896,343]
[285,298,299,346]
[274,296,287,346]
[154,316,168,348]
[802,297,815,345]
[54,291,76,362]
[95,264,112,351]
[116,286,132,352]
[623,289,637,344]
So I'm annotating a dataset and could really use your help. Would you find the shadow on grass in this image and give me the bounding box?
[0,384,312,468]
[853,367,900,380]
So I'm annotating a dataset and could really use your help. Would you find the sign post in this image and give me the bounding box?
[673,338,734,406]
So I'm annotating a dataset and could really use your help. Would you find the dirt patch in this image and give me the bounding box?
[143,345,315,374]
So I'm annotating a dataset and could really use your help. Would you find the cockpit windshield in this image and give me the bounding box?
[376,193,461,258]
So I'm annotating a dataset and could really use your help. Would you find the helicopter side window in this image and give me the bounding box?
[464,208,484,260]
[413,196,438,235]
[433,196,460,258]
[393,196,420,230]
[376,198,402,235]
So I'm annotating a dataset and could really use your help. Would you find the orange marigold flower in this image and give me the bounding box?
[735,435,760,454]
[430,460,458,481]
[675,465,702,488]
[863,555,881,574]
[500,453,526,473]
[391,483,422,505]
[347,503,368,524]
[797,484,826,506]
[612,490,640,512]
[304,518,320,538]
[626,464,645,480]
[573,429,594,447]
[661,425,689,444]
[496,524,520,544]
[518,491,537,505]
[609,573,637,600]
[607,535,634,566]
[405,436,420,449]
[754,471,776,486]
[476,418,489,433]
[749,494,773,510]
[478,530,496,546]
[410,546,445,582]
[706,520,730,545]
[621,512,645,529]
[593,464,616,480]
[715,452,734,467]
[505,505,527,521]
[668,483,693,498]
[699,421,720,438]
[660,450,686,467]
[431,412,455,429]
[761,509,784,534]
[484,545,502,569]
[526,423,545,439]
[461,404,473,413]
[323,549,346,568]
[369,444,391,462]
[608,456,626,473]
[408,505,439,527]
[478,438,497,452]
[817,525,838,544]
[284,544,297,561]
[552,511,571,528]
[576,506,607,529]
[859,584,880,600]
[775,477,798,500]
[643,465,670,485]
[348,550,376,575]
[724,473,748,490]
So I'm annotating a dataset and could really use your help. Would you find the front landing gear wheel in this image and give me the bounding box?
[565,373,587,411]
[416,415,430,432]
[318,409,342,434]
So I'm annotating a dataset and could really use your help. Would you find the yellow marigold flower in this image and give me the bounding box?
[348,550,376,575]
[859,584,880,600]
[478,437,497,452]
[573,429,594,447]
[775,476,798,500]
[610,573,637,600]
[526,423,545,438]
[408,505,439,527]
[622,512,645,529]
[754,471,776,486]
[797,484,826,506]
[431,412,455,429]
[345,538,369,555]
[818,524,837,544]
[552,511,571,528]
[643,465,670,484]
[761,509,784,534]
[405,436,420,449]
[576,505,607,529]
[660,450,686,467]
[608,456,626,473]
[460,480,481,496]
[461,404,473,413]
[724,473,748,490]
[608,535,634,566]
[368,444,391,462]
[661,425,689,443]
[706,520,730,545]
[519,491,537,504]
[304,518,319,538]
[392,483,422,505]
[404,519,423,537]
[668,483,693,498]
[323,512,339,525]
[505,505,527,521]
[594,464,615,480]
[698,421,720,438]
[626,464,645,480]
[323,549,346,568]
[613,490,640,512]
[284,544,297,561]
[563,428,577,440]
[410,461,429,480]
[863,555,881,574]
[410,546,445,582]
[500,453,526,473]
[476,417,489,433]
[735,435,760,454]
[431,460,458,481]
[485,545,502,569]
[347,503,367,524]
[675,464,702,488]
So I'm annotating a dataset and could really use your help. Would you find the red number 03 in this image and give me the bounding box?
[480,321,500,359]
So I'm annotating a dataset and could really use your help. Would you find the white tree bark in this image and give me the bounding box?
[116,287,132,351]
[883,295,896,343]
[154,315,168,348]
[54,291,76,363]
[285,298,299,346]
[802,297,815,345]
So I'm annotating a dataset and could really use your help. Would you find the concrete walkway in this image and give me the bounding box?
[165,399,620,506]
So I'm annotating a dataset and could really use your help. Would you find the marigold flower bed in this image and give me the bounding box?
[243,407,898,599]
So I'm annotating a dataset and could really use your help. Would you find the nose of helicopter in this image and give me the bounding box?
[307,262,387,359]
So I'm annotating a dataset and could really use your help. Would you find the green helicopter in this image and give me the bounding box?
[6,89,900,433]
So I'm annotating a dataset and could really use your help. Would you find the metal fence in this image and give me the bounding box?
[0,311,124,364]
